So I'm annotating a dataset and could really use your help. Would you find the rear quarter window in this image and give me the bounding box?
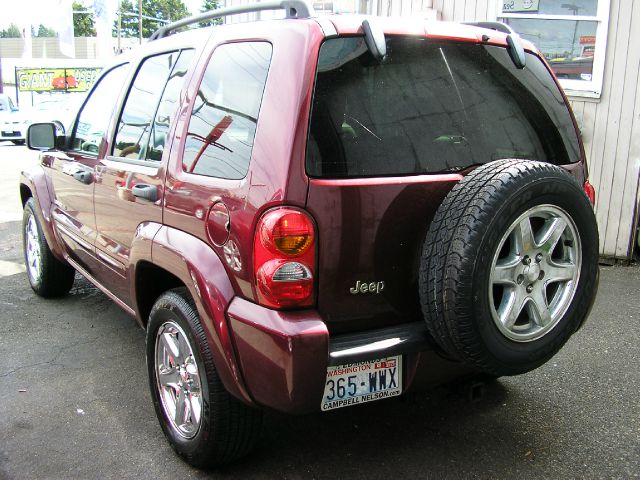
[307,37,581,178]
[182,42,272,180]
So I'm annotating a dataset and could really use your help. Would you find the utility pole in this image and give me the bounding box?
[117,0,122,53]
[561,3,582,58]
[139,0,143,44]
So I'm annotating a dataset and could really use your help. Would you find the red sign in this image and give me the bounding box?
[580,36,596,45]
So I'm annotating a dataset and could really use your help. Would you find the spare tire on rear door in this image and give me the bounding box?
[419,159,599,376]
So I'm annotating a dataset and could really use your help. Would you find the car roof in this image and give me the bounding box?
[98,13,537,76]
[154,13,536,52]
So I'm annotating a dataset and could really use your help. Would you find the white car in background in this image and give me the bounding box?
[27,96,84,132]
[0,94,84,145]
[0,93,29,145]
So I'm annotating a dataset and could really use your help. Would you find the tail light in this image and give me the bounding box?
[253,207,316,309]
[584,180,596,206]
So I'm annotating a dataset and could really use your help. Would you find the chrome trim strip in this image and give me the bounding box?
[328,322,432,366]
[96,248,126,272]
[54,220,93,253]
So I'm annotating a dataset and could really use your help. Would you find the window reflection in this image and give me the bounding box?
[502,0,598,16]
[182,42,272,180]
[505,18,597,81]
[147,50,194,161]
[73,64,129,154]
[114,52,179,159]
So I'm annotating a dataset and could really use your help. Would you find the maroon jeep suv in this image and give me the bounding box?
[20,0,599,468]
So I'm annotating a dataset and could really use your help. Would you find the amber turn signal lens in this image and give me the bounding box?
[274,235,312,255]
[271,213,314,256]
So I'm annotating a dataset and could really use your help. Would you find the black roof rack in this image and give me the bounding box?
[150,0,315,40]
[462,21,516,35]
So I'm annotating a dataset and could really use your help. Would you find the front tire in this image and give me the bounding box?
[146,289,262,468]
[22,198,75,297]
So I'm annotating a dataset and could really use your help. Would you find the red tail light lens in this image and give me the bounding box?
[584,180,596,206]
[254,208,316,309]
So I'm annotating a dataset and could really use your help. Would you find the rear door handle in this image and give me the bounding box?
[132,184,158,202]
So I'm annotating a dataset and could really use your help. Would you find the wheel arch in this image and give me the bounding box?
[141,225,253,406]
[19,168,66,262]
[20,182,32,206]
[134,260,184,328]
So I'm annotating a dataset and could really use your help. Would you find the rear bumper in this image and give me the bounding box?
[227,298,473,414]
[0,124,27,140]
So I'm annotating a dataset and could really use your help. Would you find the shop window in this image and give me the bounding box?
[499,0,610,98]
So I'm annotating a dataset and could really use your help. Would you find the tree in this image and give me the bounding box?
[0,23,22,38]
[36,24,58,37]
[115,0,190,39]
[200,0,222,26]
[73,0,96,37]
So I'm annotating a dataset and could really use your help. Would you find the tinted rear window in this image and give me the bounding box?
[307,37,581,178]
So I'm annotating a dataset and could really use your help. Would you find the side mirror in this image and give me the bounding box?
[27,123,57,151]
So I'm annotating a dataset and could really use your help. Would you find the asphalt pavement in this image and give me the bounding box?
[0,143,638,479]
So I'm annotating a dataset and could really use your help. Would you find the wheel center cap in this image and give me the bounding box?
[525,263,540,283]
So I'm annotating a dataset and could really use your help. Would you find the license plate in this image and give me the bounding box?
[321,356,402,411]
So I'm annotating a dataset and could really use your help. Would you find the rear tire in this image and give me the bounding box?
[419,159,599,376]
[146,288,262,468]
[22,198,75,297]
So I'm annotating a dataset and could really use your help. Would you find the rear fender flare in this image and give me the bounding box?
[150,225,252,405]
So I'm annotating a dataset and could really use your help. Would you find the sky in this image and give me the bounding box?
[0,0,206,29]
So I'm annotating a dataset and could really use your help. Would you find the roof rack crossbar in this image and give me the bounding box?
[150,0,315,40]
[462,21,515,35]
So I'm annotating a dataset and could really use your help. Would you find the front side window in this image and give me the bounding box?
[499,0,609,97]
[307,37,581,179]
[72,64,129,154]
[182,42,272,180]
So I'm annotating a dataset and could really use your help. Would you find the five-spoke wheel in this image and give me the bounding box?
[146,289,262,467]
[22,198,75,297]
[24,214,43,283]
[155,321,203,439]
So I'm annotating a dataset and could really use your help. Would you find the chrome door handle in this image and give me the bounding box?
[132,184,158,202]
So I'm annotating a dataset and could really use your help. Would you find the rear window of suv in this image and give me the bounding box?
[307,37,581,178]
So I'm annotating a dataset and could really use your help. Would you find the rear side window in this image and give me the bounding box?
[307,37,581,178]
[114,49,193,161]
[182,42,272,180]
[147,50,194,161]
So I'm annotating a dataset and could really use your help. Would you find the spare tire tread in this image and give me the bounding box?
[420,159,526,357]
[420,159,598,375]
